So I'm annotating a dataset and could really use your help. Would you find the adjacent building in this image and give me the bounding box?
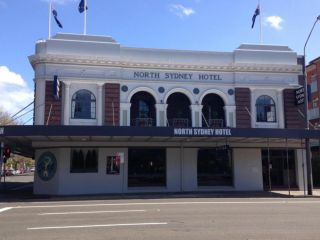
[306,57,320,187]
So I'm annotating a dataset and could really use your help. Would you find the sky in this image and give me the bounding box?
[0,0,320,124]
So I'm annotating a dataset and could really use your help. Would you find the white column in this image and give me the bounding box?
[224,105,236,128]
[190,104,203,127]
[97,84,103,126]
[63,83,70,125]
[155,103,168,126]
[120,103,131,126]
[277,90,285,128]
[34,78,46,125]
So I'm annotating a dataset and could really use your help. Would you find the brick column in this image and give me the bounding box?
[235,88,251,128]
[44,81,62,125]
[104,83,120,126]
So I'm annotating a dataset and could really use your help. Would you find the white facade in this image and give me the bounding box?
[29,33,306,195]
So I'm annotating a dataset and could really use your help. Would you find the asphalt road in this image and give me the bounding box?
[1,197,320,240]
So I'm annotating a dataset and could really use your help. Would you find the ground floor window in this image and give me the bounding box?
[128,148,166,187]
[70,149,98,173]
[262,149,296,189]
[197,147,233,186]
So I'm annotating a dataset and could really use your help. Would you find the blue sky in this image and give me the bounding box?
[0,0,320,124]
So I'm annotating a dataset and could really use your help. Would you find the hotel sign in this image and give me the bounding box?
[174,128,232,136]
[295,87,304,105]
[133,71,222,81]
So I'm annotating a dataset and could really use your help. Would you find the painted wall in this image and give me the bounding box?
[233,148,263,191]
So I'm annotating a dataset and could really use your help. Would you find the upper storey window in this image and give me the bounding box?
[256,95,276,123]
[71,90,96,119]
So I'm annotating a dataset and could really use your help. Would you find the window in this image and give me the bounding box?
[311,75,318,93]
[256,95,276,122]
[312,98,318,108]
[130,91,156,127]
[197,147,233,186]
[71,149,98,173]
[261,149,296,188]
[128,148,166,187]
[71,90,96,119]
[138,100,149,118]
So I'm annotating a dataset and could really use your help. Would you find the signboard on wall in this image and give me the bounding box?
[106,156,120,175]
[295,87,304,105]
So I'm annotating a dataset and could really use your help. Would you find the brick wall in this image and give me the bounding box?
[235,88,251,128]
[104,83,120,126]
[44,81,62,125]
[283,89,305,129]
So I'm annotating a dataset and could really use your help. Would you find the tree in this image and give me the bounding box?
[0,107,20,125]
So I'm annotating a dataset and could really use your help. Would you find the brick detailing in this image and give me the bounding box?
[283,89,305,129]
[44,81,62,125]
[104,83,120,126]
[235,88,251,128]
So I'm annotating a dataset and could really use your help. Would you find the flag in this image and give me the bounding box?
[78,0,88,13]
[251,5,260,29]
[52,9,63,28]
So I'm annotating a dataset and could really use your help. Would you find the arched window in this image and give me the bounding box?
[71,90,96,119]
[130,91,156,126]
[256,95,276,122]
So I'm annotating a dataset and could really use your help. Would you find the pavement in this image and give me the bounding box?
[1,174,320,203]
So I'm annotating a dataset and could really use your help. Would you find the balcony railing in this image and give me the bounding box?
[168,118,189,127]
[208,118,224,128]
[131,118,154,127]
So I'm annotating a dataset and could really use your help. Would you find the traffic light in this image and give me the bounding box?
[3,147,11,158]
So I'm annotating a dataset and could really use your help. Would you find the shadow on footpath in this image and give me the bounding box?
[2,180,316,204]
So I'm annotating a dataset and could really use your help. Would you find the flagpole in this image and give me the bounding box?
[48,0,52,39]
[259,0,263,44]
[84,0,87,35]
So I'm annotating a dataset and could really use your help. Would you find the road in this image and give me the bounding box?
[1,197,320,240]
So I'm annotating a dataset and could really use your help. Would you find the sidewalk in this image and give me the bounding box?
[272,189,320,197]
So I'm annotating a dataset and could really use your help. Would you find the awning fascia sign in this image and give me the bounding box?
[0,126,320,139]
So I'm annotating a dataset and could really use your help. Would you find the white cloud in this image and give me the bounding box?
[266,16,283,30]
[170,4,195,18]
[0,66,34,117]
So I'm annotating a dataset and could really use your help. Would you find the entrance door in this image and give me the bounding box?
[262,149,297,189]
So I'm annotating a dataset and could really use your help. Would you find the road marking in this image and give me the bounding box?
[27,222,168,230]
[15,200,320,209]
[38,209,146,215]
[0,207,13,213]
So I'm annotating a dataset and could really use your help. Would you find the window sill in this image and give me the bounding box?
[69,119,98,126]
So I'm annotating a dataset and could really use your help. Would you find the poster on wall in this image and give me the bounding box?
[106,156,120,175]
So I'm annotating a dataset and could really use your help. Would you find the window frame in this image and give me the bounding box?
[70,148,98,173]
[255,95,277,123]
[71,89,96,120]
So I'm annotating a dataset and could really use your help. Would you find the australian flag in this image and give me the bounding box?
[78,0,88,13]
[251,5,260,28]
[52,9,63,28]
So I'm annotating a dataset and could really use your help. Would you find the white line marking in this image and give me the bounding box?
[38,209,146,216]
[0,207,13,213]
[27,222,168,230]
[15,200,320,209]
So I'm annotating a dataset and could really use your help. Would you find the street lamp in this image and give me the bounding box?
[302,15,320,196]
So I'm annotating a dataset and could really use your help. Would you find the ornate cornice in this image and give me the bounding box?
[29,54,302,74]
